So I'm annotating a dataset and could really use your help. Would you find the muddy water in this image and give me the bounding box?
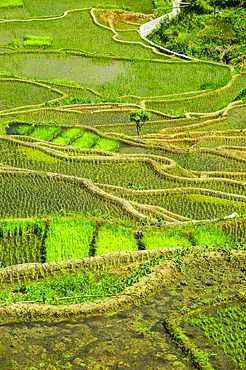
[0,289,194,370]
[0,257,245,369]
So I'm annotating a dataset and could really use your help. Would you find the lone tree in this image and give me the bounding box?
[129,110,151,137]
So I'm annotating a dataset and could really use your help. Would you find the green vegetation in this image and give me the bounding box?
[149,2,246,69]
[0,171,125,220]
[0,0,245,369]
[71,131,99,148]
[0,219,45,268]
[0,255,164,305]
[52,127,83,145]
[0,215,245,268]
[154,0,173,16]
[93,137,120,151]
[23,34,52,48]
[15,125,34,135]
[0,269,129,304]
[29,125,60,140]
[129,109,151,136]
[45,217,96,261]
[0,55,232,101]
[142,231,192,249]
[0,80,62,110]
[0,0,23,8]
[16,0,154,17]
[187,303,246,369]
[94,223,138,255]
[192,225,233,247]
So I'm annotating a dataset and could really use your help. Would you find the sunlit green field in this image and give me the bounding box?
[0,1,245,370]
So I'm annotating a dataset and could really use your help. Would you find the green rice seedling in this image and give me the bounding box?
[71,131,99,148]
[167,151,246,172]
[0,0,23,8]
[15,108,85,126]
[29,126,60,141]
[45,217,96,262]
[93,137,120,152]
[187,302,246,369]
[192,225,233,247]
[145,74,246,114]
[0,80,61,110]
[0,172,127,220]
[20,0,154,17]
[94,223,138,255]
[142,231,192,250]
[0,53,231,96]
[0,10,165,59]
[15,125,35,135]
[127,192,246,221]
[23,34,52,48]
[52,127,83,145]
[0,219,45,267]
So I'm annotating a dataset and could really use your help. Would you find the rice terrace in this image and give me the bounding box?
[0,0,245,369]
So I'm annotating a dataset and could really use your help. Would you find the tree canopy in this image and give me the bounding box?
[129,110,151,136]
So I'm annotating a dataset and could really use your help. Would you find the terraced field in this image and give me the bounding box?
[0,0,245,369]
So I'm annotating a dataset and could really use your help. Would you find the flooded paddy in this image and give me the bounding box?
[0,289,193,370]
[0,254,245,370]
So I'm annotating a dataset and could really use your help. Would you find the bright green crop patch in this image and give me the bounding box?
[29,125,60,141]
[52,127,84,145]
[95,223,138,255]
[94,137,120,151]
[45,217,96,262]
[0,0,23,8]
[142,231,192,250]
[15,125,34,135]
[23,34,52,48]
[192,225,233,247]
[71,131,99,148]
